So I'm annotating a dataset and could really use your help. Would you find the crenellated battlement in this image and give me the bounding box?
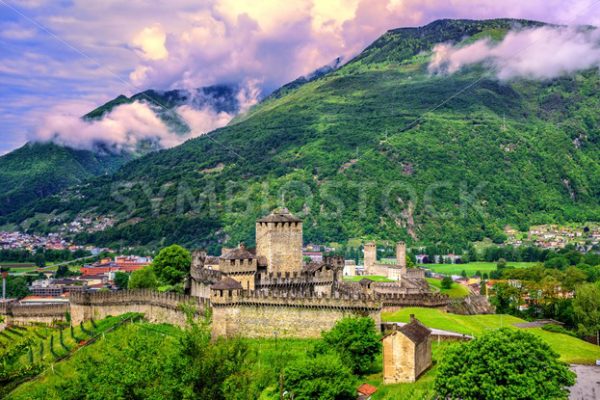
[1,302,68,317]
[210,288,380,311]
[404,268,426,279]
[377,292,449,308]
[255,269,335,287]
[70,289,207,309]
[191,266,224,284]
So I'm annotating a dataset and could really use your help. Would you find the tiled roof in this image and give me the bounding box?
[398,318,431,344]
[221,247,256,260]
[211,277,243,290]
[257,208,302,223]
[357,383,378,396]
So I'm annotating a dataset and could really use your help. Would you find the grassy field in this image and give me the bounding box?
[382,307,600,364]
[426,278,470,298]
[423,261,537,277]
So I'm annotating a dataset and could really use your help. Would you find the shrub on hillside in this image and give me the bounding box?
[317,316,381,375]
[435,328,575,399]
[284,354,356,400]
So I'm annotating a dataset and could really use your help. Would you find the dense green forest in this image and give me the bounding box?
[0,142,129,217]
[2,18,600,249]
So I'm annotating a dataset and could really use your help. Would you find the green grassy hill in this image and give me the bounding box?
[3,18,600,249]
[7,310,596,399]
[383,307,600,364]
[0,142,130,218]
[425,261,536,277]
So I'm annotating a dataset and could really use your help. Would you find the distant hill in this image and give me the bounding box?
[0,142,130,217]
[2,19,599,249]
[0,84,243,219]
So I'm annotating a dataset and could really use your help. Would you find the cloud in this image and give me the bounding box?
[31,101,173,152]
[0,23,37,40]
[4,0,600,154]
[132,24,168,60]
[26,81,262,152]
[429,26,600,80]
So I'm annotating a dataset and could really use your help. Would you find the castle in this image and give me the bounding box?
[189,208,433,302]
[1,209,450,339]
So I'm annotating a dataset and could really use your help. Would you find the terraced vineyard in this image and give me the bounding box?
[0,313,142,397]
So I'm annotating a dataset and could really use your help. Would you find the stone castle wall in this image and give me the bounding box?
[70,290,207,327]
[378,292,449,311]
[211,290,381,338]
[1,302,68,326]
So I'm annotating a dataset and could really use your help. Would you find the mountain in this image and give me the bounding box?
[0,84,243,219]
[0,142,131,218]
[3,18,600,249]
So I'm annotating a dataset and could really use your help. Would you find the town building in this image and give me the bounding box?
[80,255,152,275]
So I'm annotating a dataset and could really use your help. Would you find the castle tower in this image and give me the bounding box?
[396,242,406,270]
[256,208,303,274]
[364,242,376,274]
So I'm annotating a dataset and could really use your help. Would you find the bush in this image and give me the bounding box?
[441,276,453,289]
[129,266,158,289]
[318,316,381,375]
[435,328,575,399]
[284,354,356,400]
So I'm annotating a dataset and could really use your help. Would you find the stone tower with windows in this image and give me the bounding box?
[255,208,303,273]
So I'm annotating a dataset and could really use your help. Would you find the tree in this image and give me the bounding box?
[151,245,192,285]
[114,272,129,290]
[284,354,355,400]
[129,267,158,289]
[562,266,587,291]
[435,328,575,399]
[6,276,29,299]
[573,283,600,342]
[441,276,453,290]
[544,256,569,270]
[55,265,73,278]
[491,283,519,314]
[318,316,381,375]
[496,258,507,270]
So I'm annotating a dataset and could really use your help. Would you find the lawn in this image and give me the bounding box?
[344,275,395,282]
[426,278,470,298]
[423,261,536,277]
[382,307,600,364]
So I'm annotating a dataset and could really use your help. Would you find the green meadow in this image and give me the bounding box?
[423,261,536,277]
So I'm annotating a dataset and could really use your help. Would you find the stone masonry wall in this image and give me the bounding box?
[1,303,68,326]
[211,291,381,338]
[256,221,303,273]
[70,290,207,327]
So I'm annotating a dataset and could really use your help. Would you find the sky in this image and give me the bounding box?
[1,0,600,155]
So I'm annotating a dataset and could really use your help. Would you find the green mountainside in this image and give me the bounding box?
[0,142,130,217]
[3,18,600,249]
[0,85,242,219]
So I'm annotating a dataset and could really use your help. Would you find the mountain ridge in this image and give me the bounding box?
[2,18,599,250]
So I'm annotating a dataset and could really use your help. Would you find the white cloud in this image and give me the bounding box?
[429,26,600,80]
[0,24,37,40]
[31,101,172,152]
[132,24,168,60]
